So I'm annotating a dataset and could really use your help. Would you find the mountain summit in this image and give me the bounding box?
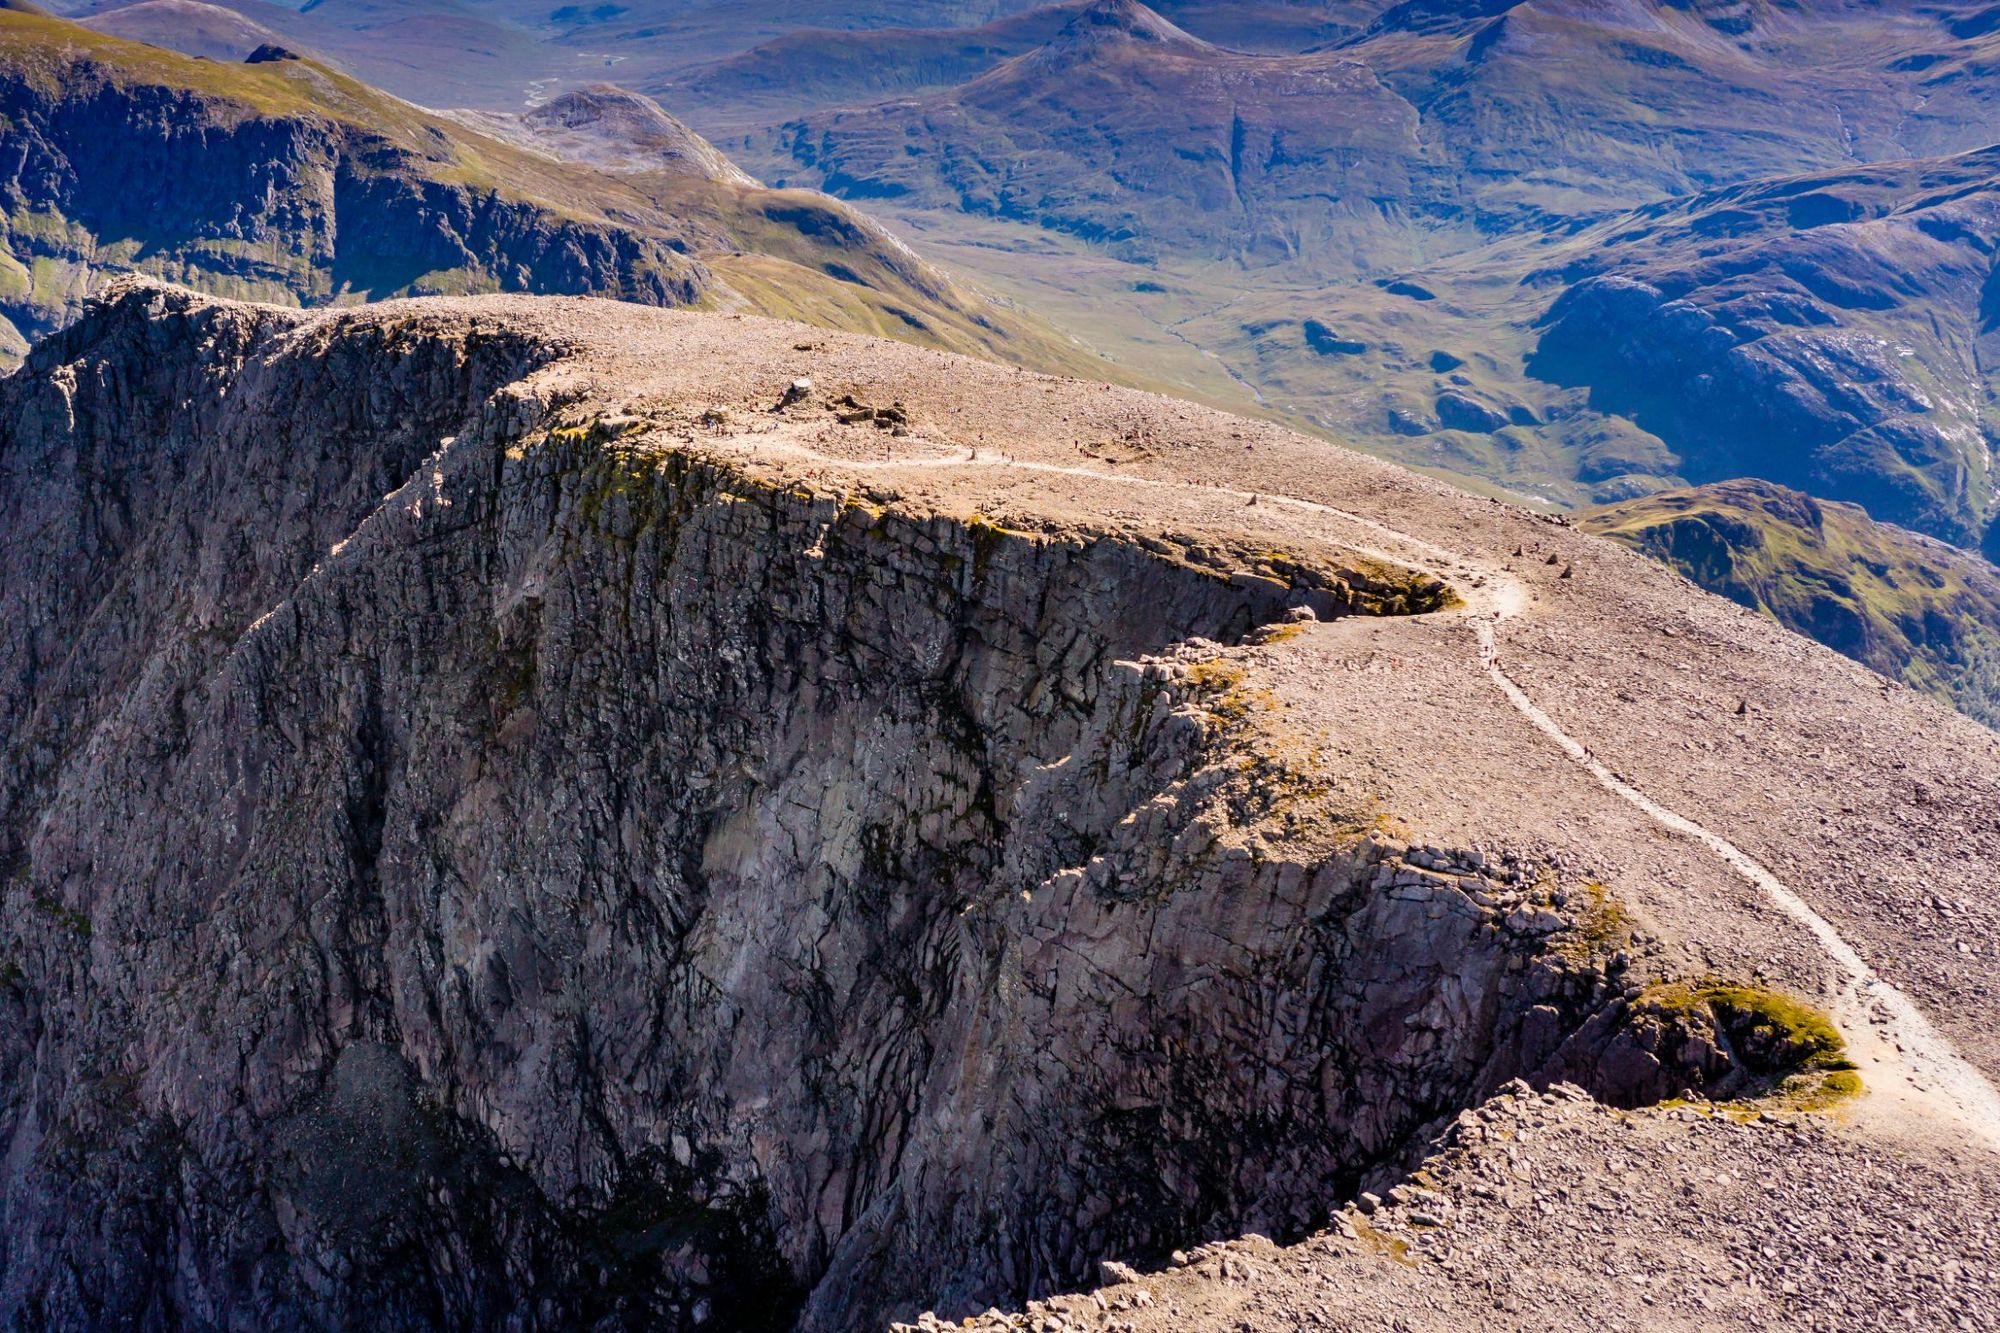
[453,85,761,184]
[1043,0,1213,53]
[77,0,301,62]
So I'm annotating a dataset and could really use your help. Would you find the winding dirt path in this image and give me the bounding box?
[1472,620,2000,1147]
[750,437,2000,1146]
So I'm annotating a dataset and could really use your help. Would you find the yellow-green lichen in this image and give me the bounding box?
[1553,881,1631,962]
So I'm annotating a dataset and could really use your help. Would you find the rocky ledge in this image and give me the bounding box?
[909,1077,2000,1332]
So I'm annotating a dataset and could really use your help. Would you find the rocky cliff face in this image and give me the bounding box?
[0,285,1770,1329]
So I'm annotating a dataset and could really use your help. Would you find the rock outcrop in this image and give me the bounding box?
[0,283,1853,1330]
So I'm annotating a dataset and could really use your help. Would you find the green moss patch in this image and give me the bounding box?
[1649,982,1846,1067]
[1634,980,1860,1112]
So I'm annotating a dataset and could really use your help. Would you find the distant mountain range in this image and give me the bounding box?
[1530,148,2000,551]
[659,1,1388,137]
[713,0,2000,555]
[762,2,1443,272]
[0,5,1107,375]
[54,0,1073,107]
[54,0,1390,112]
[1191,141,2000,551]
[750,0,2000,274]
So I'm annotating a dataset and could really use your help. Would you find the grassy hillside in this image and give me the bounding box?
[1582,480,2000,727]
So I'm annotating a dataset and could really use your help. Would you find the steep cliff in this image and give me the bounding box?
[0,282,1601,1327]
[4,283,1999,1330]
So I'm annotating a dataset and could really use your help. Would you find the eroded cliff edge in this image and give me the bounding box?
[0,285,1979,1330]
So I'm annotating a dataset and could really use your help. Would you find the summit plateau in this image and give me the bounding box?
[0,283,1995,1329]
